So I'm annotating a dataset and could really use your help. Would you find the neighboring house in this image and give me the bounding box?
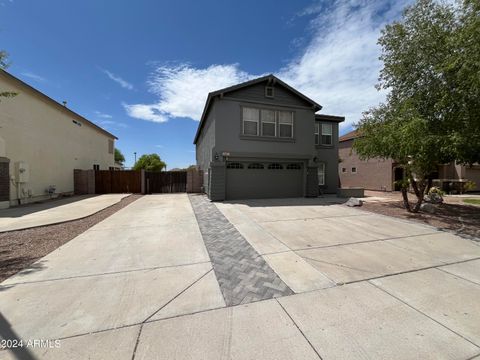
[339,129,480,192]
[194,74,344,201]
[113,161,124,170]
[0,70,117,208]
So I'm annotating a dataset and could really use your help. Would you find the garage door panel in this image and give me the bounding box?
[226,162,303,200]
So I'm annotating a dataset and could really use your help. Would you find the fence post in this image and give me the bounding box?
[141,169,146,194]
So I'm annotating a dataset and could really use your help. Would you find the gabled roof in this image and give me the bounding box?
[0,69,117,140]
[193,74,322,144]
[339,129,360,142]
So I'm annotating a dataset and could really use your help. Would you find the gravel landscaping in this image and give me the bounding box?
[0,194,142,282]
[362,200,480,240]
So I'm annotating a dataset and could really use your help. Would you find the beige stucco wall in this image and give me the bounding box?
[0,74,115,205]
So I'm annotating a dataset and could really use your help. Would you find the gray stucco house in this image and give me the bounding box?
[194,74,344,201]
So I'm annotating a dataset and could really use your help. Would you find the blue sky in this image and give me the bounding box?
[0,0,411,168]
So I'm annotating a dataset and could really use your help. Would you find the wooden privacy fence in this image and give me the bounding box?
[94,170,142,194]
[75,168,200,195]
[145,171,187,194]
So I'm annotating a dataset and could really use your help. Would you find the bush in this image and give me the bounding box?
[464,180,476,192]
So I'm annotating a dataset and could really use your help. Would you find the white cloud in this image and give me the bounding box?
[96,119,128,130]
[279,0,412,129]
[123,103,168,123]
[125,64,255,122]
[125,0,410,129]
[94,110,113,119]
[101,69,134,90]
[21,72,45,82]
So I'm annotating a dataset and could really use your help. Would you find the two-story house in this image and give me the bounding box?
[0,70,116,208]
[194,75,344,201]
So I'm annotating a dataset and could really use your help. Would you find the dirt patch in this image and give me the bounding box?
[362,200,480,240]
[0,194,142,282]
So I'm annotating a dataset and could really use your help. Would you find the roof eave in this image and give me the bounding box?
[0,70,118,140]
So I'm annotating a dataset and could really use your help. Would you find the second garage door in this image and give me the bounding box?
[226,161,304,200]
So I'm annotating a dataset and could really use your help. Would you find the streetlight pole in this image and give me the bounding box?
[134,152,137,165]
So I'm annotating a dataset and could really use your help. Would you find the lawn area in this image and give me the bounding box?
[463,198,480,206]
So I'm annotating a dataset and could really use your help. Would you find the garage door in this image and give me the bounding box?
[226,161,304,200]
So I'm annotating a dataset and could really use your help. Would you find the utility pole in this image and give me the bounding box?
[134,152,137,164]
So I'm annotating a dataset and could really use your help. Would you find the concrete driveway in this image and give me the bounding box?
[0,194,129,232]
[1,194,479,359]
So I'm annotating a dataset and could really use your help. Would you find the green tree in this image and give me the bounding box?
[133,153,166,172]
[0,50,17,100]
[114,148,125,165]
[354,0,480,212]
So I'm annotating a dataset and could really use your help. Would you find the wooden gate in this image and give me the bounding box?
[145,171,187,193]
[95,170,142,194]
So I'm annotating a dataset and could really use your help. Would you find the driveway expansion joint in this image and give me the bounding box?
[369,281,480,349]
[189,194,293,306]
[275,298,323,360]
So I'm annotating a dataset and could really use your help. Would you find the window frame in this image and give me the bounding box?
[267,163,283,170]
[265,86,274,98]
[242,107,260,136]
[248,163,264,169]
[321,123,333,146]
[286,163,302,170]
[240,105,295,141]
[278,110,294,139]
[314,123,320,145]
[226,162,244,169]
[318,163,326,186]
[260,109,276,137]
[351,167,357,174]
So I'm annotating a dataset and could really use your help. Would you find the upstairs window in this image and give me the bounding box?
[261,109,276,137]
[351,167,357,174]
[278,111,293,138]
[108,139,114,154]
[242,107,259,136]
[321,123,333,145]
[314,123,320,145]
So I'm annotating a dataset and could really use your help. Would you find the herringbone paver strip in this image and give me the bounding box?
[189,194,293,306]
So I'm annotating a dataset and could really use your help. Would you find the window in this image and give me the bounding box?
[248,163,264,169]
[342,167,347,173]
[108,139,114,154]
[242,107,259,136]
[278,111,293,138]
[321,123,333,145]
[315,123,320,145]
[226,162,244,169]
[261,109,276,137]
[268,163,283,169]
[351,167,357,174]
[93,164,100,171]
[286,163,301,170]
[265,86,274,98]
[318,163,325,185]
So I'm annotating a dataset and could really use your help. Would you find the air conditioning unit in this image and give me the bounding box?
[14,161,29,183]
